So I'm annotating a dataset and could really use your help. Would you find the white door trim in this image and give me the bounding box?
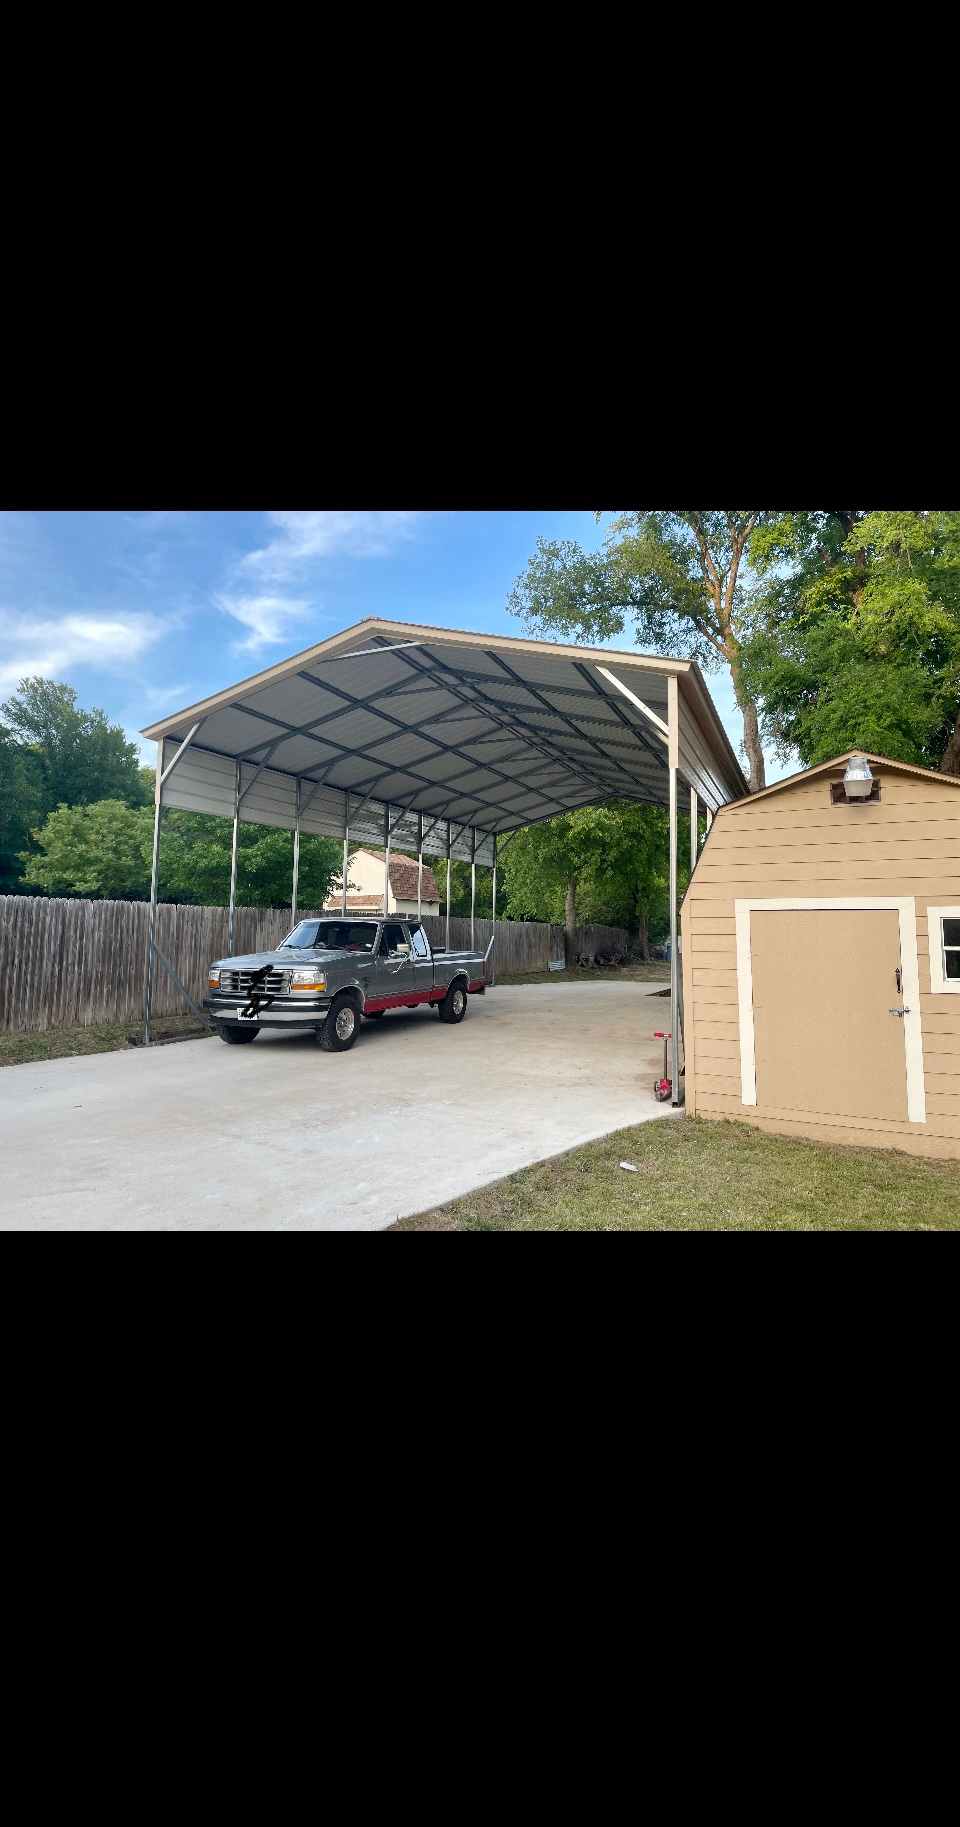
[734,896,925,1124]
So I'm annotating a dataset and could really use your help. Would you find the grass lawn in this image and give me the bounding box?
[0,1016,210,1067]
[496,964,670,987]
[391,1115,960,1230]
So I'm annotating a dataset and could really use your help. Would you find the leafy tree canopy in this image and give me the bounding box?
[20,799,341,907]
[1,677,149,811]
[508,512,767,788]
[740,511,960,770]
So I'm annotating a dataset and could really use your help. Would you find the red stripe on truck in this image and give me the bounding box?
[364,980,481,1015]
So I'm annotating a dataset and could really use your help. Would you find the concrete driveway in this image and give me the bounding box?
[1,981,677,1231]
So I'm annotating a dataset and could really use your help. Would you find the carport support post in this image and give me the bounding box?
[668,675,681,1105]
[490,834,497,987]
[142,719,202,1046]
[445,820,452,952]
[228,760,240,956]
[291,779,301,928]
[342,792,349,916]
[383,804,391,915]
[690,786,698,873]
[417,812,423,920]
[143,743,164,1047]
[470,826,477,948]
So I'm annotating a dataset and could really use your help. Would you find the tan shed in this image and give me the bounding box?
[680,751,960,1162]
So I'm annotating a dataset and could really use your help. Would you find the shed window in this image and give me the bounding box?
[926,907,960,993]
[943,920,960,978]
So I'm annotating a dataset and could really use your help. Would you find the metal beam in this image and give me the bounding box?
[144,726,205,1045]
[417,812,423,921]
[690,786,698,875]
[470,826,477,947]
[291,779,301,926]
[483,649,659,792]
[372,637,641,812]
[668,676,680,1105]
[445,820,452,953]
[595,665,670,739]
[383,804,391,917]
[490,833,497,986]
[228,760,241,955]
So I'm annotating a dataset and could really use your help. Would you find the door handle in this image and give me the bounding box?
[888,1007,911,1017]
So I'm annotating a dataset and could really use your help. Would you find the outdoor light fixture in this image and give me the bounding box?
[842,755,874,799]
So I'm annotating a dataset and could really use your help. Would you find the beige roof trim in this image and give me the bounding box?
[721,750,960,811]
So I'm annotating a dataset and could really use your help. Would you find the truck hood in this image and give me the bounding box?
[211,946,363,970]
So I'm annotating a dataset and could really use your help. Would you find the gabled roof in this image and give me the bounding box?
[723,750,960,810]
[142,615,748,843]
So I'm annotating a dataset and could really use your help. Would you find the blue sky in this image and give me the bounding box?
[0,510,791,782]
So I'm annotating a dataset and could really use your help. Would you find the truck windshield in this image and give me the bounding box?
[281,920,378,952]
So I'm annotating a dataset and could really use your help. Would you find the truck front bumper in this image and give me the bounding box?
[204,995,331,1029]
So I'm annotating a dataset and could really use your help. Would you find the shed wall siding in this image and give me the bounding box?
[682,767,960,1158]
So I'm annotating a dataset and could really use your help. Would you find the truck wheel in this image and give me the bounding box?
[438,980,468,1024]
[319,996,360,1052]
[217,1023,260,1044]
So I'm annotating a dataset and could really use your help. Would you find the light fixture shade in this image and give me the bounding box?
[843,755,874,799]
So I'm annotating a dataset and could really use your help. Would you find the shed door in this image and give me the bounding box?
[750,909,908,1121]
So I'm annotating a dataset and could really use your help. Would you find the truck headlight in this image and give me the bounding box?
[291,969,326,992]
[208,967,221,988]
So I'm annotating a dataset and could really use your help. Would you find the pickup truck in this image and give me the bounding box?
[203,915,490,1053]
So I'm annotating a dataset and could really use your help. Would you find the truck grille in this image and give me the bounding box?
[218,969,291,996]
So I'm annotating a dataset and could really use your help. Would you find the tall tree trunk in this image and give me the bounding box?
[564,877,577,964]
[726,642,766,792]
[636,910,650,961]
[942,715,960,776]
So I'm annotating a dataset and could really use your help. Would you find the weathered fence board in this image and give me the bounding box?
[0,897,631,1032]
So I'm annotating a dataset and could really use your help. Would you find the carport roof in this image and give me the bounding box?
[142,616,747,835]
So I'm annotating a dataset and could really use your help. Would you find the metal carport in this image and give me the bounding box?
[140,617,748,1089]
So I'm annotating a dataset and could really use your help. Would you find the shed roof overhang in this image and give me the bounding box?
[142,617,747,863]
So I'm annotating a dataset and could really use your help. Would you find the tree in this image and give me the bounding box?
[20,799,341,906]
[0,730,45,893]
[21,800,153,897]
[0,678,149,812]
[508,512,768,788]
[740,511,960,771]
[158,813,340,909]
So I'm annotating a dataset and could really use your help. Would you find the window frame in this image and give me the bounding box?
[926,906,960,994]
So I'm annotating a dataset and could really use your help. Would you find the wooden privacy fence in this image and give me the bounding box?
[0,898,631,1033]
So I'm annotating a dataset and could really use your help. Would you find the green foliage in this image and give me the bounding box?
[22,800,154,897]
[502,803,690,951]
[0,677,151,890]
[508,510,767,787]
[1,677,148,810]
[740,510,960,768]
[0,731,46,892]
[20,798,341,906]
[158,813,339,909]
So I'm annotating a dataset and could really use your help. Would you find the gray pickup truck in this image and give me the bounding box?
[203,916,489,1053]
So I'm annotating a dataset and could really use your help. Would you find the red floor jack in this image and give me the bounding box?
[653,1031,672,1102]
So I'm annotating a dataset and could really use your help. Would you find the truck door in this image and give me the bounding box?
[373,921,415,1001]
[408,922,434,1001]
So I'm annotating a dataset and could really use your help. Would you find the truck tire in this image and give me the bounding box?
[217,1023,260,1045]
[319,994,360,1052]
[438,979,468,1024]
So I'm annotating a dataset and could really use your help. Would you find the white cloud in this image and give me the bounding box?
[0,610,168,692]
[241,510,420,579]
[213,591,312,654]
